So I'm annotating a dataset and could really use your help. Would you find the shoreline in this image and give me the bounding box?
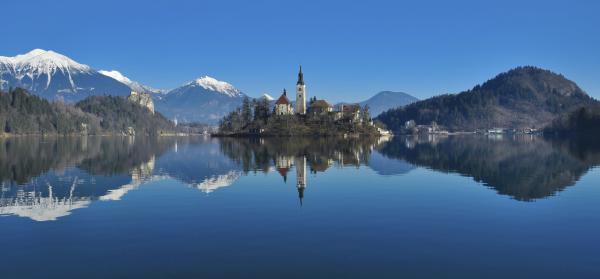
[0,132,205,138]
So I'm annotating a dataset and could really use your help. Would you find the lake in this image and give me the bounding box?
[1,135,599,278]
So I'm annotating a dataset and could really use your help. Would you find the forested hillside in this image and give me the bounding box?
[76,96,176,135]
[544,104,600,138]
[0,88,176,136]
[377,67,596,131]
[0,88,100,134]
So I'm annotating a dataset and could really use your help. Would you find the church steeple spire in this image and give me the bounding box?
[297,65,304,85]
[295,65,306,114]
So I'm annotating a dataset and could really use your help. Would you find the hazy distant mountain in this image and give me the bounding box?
[0,49,131,102]
[155,76,246,124]
[377,66,597,131]
[360,91,418,116]
[99,70,165,96]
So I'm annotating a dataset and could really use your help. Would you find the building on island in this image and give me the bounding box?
[308,98,333,116]
[340,104,361,123]
[272,66,369,126]
[274,89,294,115]
[295,66,307,114]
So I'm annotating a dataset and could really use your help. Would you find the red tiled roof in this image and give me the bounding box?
[276,94,290,105]
[310,100,332,108]
[277,167,289,177]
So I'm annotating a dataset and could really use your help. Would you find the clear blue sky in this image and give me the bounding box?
[3,0,599,102]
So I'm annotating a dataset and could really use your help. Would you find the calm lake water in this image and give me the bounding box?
[1,135,599,278]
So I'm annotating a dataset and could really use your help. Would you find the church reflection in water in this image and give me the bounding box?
[1,134,600,221]
[274,155,306,205]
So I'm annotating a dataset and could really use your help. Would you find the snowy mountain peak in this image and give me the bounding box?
[189,76,242,97]
[99,70,131,84]
[3,49,91,73]
[262,93,274,101]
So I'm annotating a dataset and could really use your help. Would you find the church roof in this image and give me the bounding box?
[275,91,291,105]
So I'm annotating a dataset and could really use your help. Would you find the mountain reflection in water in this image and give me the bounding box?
[379,134,600,201]
[1,134,599,221]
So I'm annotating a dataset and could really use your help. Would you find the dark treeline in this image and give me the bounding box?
[0,88,178,135]
[0,88,100,134]
[218,97,377,136]
[544,104,600,139]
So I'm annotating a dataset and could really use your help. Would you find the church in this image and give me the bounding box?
[275,66,306,116]
[274,66,362,123]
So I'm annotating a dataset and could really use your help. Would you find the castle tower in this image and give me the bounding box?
[295,66,306,114]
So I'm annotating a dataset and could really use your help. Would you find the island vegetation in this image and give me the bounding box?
[216,97,381,137]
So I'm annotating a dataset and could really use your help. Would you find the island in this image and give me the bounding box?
[214,66,386,137]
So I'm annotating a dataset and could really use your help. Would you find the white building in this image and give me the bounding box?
[295,66,306,114]
[274,89,294,115]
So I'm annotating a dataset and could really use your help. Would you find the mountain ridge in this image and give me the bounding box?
[99,70,165,95]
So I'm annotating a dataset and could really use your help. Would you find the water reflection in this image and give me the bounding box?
[0,136,172,221]
[1,134,600,221]
[379,134,600,201]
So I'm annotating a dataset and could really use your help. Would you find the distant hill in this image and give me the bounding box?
[360,91,418,116]
[377,66,596,131]
[0,88,176,135]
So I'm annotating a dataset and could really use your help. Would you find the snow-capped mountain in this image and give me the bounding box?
[0,49,130,102]
[193,171,242,194]
[169,76,244,98]
[156,76,246,124]
[261,93,274,101]
[99,70,165,96]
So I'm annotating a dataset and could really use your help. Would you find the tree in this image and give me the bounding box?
[362,105,371,124]
[254,97,270,123]
[241,97,252,125]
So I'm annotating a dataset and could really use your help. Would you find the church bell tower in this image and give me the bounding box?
[295,66,306,114]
